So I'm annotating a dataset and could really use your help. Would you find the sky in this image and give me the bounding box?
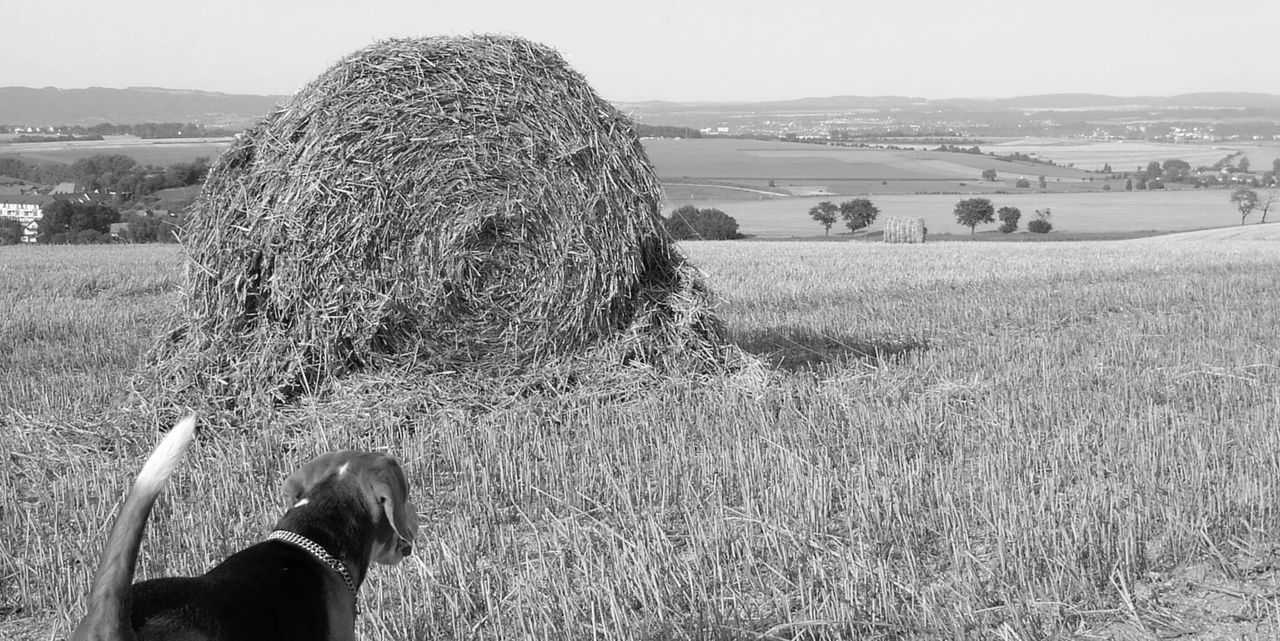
[6,0,1280,102]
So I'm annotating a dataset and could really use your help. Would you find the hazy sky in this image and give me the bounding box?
[7,0,1280,102]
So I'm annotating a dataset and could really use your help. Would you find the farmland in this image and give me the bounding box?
[670,190,1251,237]
[3,136,1268,239]
[3,240,1280,639]
[0,138,231,166]
[983,138,1280,173]
[647,138,1099,200]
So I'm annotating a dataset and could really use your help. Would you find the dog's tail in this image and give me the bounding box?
[70,415,197,641]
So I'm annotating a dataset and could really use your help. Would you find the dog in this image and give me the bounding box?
[70,415,418,641]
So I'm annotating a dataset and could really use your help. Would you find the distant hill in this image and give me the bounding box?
[6,86,1280,131]
[617,92,1280,120]
[0,86,288,127]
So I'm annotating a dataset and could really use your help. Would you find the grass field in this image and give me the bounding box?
[668,189,1254,237]
[3,240,1279,639]
[984,139,1280,174]
[0,138,232,166]
[645,138,1099,199]
[983,139,1234,172]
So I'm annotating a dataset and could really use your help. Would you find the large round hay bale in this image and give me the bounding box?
[145,35,735,408]
[883,216,927,243]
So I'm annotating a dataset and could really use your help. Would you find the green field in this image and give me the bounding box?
[646,138,1100,199]
[3,241,1279,639]
[0,138,232,166]
[982,138,1234,172]
[668,189,1252,237]
[983,138,1280,173]
[2,135,1271,185]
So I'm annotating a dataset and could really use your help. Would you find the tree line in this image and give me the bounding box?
[635,124,702,139]
[807,199,880,236]
[0,154,210,200]
[0,122,240,139]
[0,200,185,246]
[804,197,1054,237]
[0,154,207,245]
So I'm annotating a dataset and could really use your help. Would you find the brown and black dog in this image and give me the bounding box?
[70,416,418,641]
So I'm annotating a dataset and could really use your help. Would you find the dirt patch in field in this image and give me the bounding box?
[1129,222,1280,242]
[1084,557,1280,640]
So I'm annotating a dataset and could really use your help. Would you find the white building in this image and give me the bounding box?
[0,194,54,243]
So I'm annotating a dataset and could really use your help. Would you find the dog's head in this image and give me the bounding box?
[282,450,418,565]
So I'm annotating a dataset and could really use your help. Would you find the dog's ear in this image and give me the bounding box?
[282,452,346,503]
[365,456,418,565]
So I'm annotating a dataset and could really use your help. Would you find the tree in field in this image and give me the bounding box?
[1259,189,1277,224]
[808,201,838,236]
[1273,158,1280,177]
[71,154,139,193]
[1239,156,1251,173]
[839,198,879,234]
[953,197,995,234]
[1038,175,1047,188]
[1015,177,1031,188]
[36,200,120,243]
[997,206,1021,233]
[981,168,998,182]
[1230,188,1258,225]
[1162,159,1191,182]
[121,211,181,243]
[663,205,741,240]
[1125,178,1133,191]
[1145,161,1162,180]
[1136,176,1148,190]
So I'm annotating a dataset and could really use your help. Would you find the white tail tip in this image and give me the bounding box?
[134,414,198,494]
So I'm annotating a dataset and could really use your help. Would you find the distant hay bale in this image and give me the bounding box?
[141,35,740,410]
[883,216,927,243]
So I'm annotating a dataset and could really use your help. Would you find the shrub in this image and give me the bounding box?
[0,219,21,245]
[664,205,741,240]
[1015,178,1031,188]
[997,206,1021,233]
[1028,218,1052,233]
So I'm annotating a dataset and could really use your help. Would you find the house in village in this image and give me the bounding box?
[0,184,111,243]
[0,193,54,243]
[108,222,132,242]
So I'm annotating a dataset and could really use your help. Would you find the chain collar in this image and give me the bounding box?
[266,530,361,616]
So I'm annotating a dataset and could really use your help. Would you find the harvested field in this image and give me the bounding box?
[1131,221,1280,241]
[4,240,1280,639]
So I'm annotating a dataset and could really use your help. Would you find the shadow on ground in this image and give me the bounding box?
[732,327,930,371]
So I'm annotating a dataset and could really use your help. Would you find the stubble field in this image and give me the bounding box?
[2,240,1280,639]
